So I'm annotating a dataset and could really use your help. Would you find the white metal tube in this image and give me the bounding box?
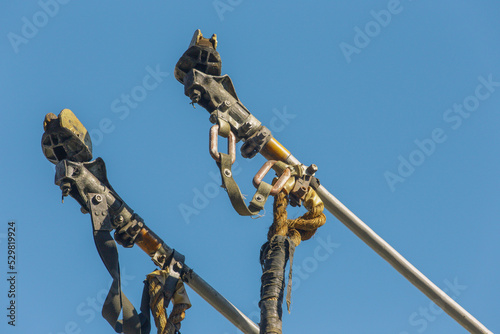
[183,266,260,334]
[316,183,491,333]
[283,154,492,333]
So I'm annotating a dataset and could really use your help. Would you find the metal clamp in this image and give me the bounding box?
[210,124,236,164]
[113,214,144,248]
[240,126,272,159]
[253,161,291,196]
[289,164,318,207]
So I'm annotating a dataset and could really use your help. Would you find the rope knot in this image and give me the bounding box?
[147,270,191,334]
[268,183,326,247]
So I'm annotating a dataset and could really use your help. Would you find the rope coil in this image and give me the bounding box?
[147,270,191,334]
[268,180,326,247]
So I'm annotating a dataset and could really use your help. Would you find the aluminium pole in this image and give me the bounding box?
[181,266,260,334]
[264,139,492,334]
[136,226,261,334]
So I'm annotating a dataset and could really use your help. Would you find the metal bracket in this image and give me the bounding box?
[241,126,272,159]
[253,161,291,196]
[289,164,318,207]
[210,124,236,164]
[87,193,112,231]
[167,250,185,279]
[114,213,144,248]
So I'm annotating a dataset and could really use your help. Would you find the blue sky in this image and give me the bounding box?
[1,1,499,333]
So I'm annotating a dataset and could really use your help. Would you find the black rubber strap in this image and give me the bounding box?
[93,231,151,334]
[89,192,151,334]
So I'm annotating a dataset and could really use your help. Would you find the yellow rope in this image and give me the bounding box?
[262,179,326,316]
[147,270,191,334]
[148,274,169,333]
[268,185,326,247]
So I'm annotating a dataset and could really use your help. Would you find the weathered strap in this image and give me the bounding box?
[218,152,272,216]
[93,231,151,334]
[285,240,295,313]
[147,270,192,334]
[89,193,150,334]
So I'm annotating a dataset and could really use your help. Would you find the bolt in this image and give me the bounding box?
[94,194,103,203]
[189,89,201,104]
[306,164,318,175]
[114,215,124,224]
[224,169,232,177]
[219,100,231,111]
[60,182,71,196]
[209,113,218,124]
[241,121,253,133]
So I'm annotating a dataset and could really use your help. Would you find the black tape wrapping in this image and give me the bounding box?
[259,235,295,334]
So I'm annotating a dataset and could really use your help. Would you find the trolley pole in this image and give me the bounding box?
[176,30,493,334]
[272,144,492,334]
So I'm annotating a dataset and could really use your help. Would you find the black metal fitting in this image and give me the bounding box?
[183,69,262,140]
[289,164,319,207]
[240,126,272,159]
[174,30,221,84]
[114,213,144,248]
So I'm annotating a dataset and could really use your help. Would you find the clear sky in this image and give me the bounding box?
[1,1,499,333]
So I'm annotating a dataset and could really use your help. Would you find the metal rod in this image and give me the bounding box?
[315,184,491,334]
[183,267,260,334]
[273,149,492,334]
[137,226,260,333]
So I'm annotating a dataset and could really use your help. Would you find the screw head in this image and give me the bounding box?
[94,194,103,203]
[219,100,231,112]
[224,169,232,177]
[209,113,218,124]
[190,89,201,103]
[306,164,318,175]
